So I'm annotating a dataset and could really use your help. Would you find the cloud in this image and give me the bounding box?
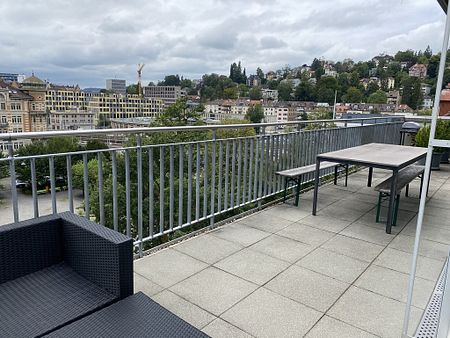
[0,0,445,87]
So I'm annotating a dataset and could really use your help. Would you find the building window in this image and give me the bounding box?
[12,115,22,124]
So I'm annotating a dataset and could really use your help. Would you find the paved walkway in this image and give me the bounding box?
[134,167,450,338]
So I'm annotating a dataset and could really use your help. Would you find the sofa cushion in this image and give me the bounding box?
[0,262,116,338]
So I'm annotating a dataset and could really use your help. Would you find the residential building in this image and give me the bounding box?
[48,109,94,130]
[276,105,296,123]
[143,85,186,106]
[246,75,261,87]
[110,117,154,129]
[106,79,126,94]
[266,71,276,81]
[422,96,434,109]
[387,90,401,106]
[409,64,427,78]
[20,74,48,132]
[440,87,450,116]
[0,80,32,151]
[421,83,432,96]
[0,72,26,83]
[261,89,278,101]
[387,77,395,90]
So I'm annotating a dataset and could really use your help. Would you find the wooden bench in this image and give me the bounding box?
[374,165,425,226]
[276,161,349,206]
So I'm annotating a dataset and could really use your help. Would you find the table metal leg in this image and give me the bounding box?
[367,167,373,187]
[345,164,349,187]
[386,169,398,234]
[295,175,302,207]
[312,159,321,216]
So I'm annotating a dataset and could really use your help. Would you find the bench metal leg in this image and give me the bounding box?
[345,164,349,187]
[334,166,338,185]
[368,167,373,187]
[419,173,424,196]
[376,192,382,223]
[405,184,409,197]
[386,169,398,234]
[283,178,288,203]
[294,175,302,207]
[393,194,400,226]
[312,159,321,216]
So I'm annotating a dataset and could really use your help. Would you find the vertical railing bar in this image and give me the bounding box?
[277,135,282,191]
[263,135,270,197]
[195,143,200,221]
[169,145,174,232]
[218,141,223,212]
[203,143,208,218]
[187,144,192,224]
[242,138,248,203]
[137,136,143,256]
[230,140,236,208]
[248,138,254,202]
[83,153,89,218]
[210,130,216,226]
[148,148,154,237]
[159,146,165,234]
[97,152,104,226]
[224,141,230,210]
[236,138,242,207]
[49,156,57,214]
[125,149,131,237]
[112,151,118,232]
[178,144,183,228]
[8,141,19,222]
[270,134,275,194]
[66,156,73,214]
[31,158,39,217]
[258,134,265,200]
[253,136,259,200]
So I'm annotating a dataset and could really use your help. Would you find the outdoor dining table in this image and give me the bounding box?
[312,143,427,234]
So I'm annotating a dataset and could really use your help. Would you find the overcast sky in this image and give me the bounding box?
[0,0,445,88]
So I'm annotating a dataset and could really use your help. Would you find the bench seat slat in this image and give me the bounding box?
[276,161,341,178]
[374,165,424,194]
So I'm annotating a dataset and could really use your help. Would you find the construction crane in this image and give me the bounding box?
[137,63,145,96]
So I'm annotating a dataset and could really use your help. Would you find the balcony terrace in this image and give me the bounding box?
[0,116,447,337]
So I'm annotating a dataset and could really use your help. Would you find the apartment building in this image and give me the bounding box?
[48,109,94,130]
[0,80,32,151]
[261,89,278,101]
[143,85,186,105]
[106,79,126,94]
[20,75,47,132]
[276,105,296,123]
[409,64,427,78]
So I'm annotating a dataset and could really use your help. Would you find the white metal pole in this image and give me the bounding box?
[402,4,450,337]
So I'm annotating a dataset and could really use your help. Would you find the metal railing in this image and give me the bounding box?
[0,117,403,256]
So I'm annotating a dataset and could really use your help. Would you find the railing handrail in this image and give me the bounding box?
[0,116,404,141]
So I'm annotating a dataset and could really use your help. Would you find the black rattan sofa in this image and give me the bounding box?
[0,212,208,338]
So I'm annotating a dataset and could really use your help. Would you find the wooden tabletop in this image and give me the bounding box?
[317,143,427,169]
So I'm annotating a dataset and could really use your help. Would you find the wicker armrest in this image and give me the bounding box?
[0,214,63,284]
[59,212,133,299]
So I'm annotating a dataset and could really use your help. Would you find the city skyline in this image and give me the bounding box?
[0,0,444,87]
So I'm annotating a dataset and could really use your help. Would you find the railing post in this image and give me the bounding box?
[258,126,266,209]
[210,129,216,228]
[8,139,19,222]
[137,134,143,257]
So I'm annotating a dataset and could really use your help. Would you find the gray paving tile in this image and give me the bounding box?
[328,286,423,338]
[134,273,164,297]
[238,211,293,233]
[320,235,384,262]
[173,234,243,264]
[297,248,369,283]
[355,265,435,310]
[222,287,322,338]
[332,199,376,213]
[305,316,378,338]
[277,223,335,247]
[134,248,208,288]
[265,265,348,312]
[374,248,445,282]
[210,223,270,247]
[170,267,258,316]
[402,223,450,244]
[250,234,314,263]
[388,234,449,261]
[319,204,366,222]
[263,204,311,222]
[152,290,216,329]
[298,214,351,233]
[339,223,395,246]
[202,318,253,338]
[214,248,289,285]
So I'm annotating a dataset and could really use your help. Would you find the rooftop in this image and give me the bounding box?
[134,167,450,338]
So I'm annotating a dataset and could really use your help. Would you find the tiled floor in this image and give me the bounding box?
[134,167,450,337]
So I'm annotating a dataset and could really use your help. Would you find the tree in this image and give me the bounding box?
[367,90,388,104]
[223,86,238,99]
[342,86,363,103]
[401,76,423,110]
[249,87,262,100]
[229,61,247,84]
[157,98,201,125]
[277,82,293,101]
[365,81,379,97]
[126,84,138,95]
[245,104,265,133]
[159,75,181,86]
[294,80,315,101]
[315,76,338,104]
[427,54,440,79]
[256,67,265,84]
[424,45,433,59]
